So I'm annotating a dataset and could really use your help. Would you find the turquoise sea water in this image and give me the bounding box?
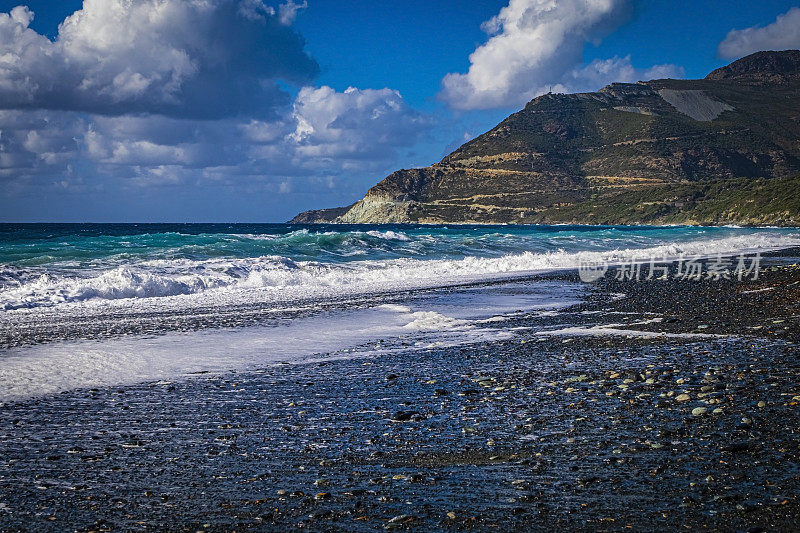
[0,223,796,264]
[1,223,799,310]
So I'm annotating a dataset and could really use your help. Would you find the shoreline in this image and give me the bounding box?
[3,236,797,349]
[1,251,800,530]
[289,220,800,229]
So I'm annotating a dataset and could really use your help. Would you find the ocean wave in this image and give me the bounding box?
[236,228,411,244]
[1,232,798,311]
[365,230,411,241]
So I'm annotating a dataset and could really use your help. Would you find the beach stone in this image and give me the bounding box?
[692,407,708,416]
[385,515,414,529]
[390,410,418,422]
[737,501,759,513]
[724,441,750,452]
[676,394,691,402]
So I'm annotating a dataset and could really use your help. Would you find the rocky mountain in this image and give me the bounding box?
[288,204,355,223]
[291,50,800,226]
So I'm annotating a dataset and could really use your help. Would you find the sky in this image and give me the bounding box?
[0,0,799,222]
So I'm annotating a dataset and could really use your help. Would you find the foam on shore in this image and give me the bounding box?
[0,282,581,401]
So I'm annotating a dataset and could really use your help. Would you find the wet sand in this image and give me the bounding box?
[2,251,800,531]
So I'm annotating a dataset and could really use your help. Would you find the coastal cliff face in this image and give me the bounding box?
[291,51,800,226]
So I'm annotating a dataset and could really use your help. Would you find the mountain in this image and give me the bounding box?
[288,204,355,223]
[291,50,800,226]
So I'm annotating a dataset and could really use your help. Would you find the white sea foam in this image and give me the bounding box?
[0,232,797,311]
[0,282,578,401]
[0,307,406,400]
[537,325,725,339]
[401,311,468,331]
[378,304,413,312]
[365,230,411,241]
[236,228,410,242]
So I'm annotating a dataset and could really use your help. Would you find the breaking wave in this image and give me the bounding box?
[1,231,798,311]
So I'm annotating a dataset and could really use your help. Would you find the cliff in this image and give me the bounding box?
[291,50,800,226]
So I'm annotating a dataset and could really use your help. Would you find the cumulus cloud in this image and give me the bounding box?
[278,0,307,25]
[718,7,800,59]
[0,86,430,189]
[289,86,430,164]
[0,1,430,216]
[440,0,683,110]
[0,0,318,118]
[0,110,84,183]
[569,56,684,88]
[440,0,630,109]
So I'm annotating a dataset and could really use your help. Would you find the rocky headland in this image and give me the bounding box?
[293,51,800,226]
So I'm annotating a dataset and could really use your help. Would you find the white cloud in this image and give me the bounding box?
[278,0,307,25]
[289,86,429,162]
[642,63,686,80]
[0,86,430,189]
[569,56,684,88]
[440,0,682,110]
[440,0,630,109]
[0,1,430,210]
[237,0,275,21]
[0,110,84,181]
[0,0,318,118]
[0,1,437,220]
[718,7,800,59]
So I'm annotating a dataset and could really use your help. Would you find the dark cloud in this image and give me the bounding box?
[0,0,432,218]
[0,86,430,189]
[0,0,318,118]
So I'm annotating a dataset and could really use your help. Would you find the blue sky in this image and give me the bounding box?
[1,0,799,222]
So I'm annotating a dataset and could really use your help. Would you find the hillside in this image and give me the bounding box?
[291,50,800,226]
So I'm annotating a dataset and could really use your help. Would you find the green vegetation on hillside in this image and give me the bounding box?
[291,51,800,226]
[528,175,800,226]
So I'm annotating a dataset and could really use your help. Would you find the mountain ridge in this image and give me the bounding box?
[291,50,800,226]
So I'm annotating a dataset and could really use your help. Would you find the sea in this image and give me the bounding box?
[1,223,799,402]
